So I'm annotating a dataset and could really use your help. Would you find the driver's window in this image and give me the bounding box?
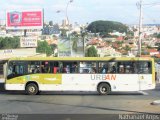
[7,61,27,79]
[7,62,16,76]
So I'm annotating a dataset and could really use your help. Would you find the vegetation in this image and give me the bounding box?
[0,37,20,49]
[141,51,150,55]
[155,43,160,51]
[85,46,98,57]
[117,41,124,46]
[0,37,54,57]
[50,44,58,57]
[157,34,160,38]
[87,20,128,36]
[72,37,78,52]
[36,41,53,56]
[123,45,131,51]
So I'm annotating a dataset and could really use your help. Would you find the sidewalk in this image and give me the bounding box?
[151,83,160,105]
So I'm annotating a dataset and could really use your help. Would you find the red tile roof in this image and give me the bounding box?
[148,49,158,53]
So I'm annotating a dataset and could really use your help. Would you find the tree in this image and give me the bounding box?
[126,30,134,39]
[146,45,152,49]
[86,46,98,57]
[80,27,88,56]
[123,45,131,51]
[50,44,58,56]
[0,37,20,49]
[157,34,160,38]
[71,31,79,37]
[117,41,123,46]
[36,41,52,56]
[87,20,128,36]
[72,37,78,52]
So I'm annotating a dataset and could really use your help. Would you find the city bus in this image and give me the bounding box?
[4,57,156,95]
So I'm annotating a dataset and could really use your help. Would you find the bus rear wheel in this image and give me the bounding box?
[25,83,39,95]
[97,83,111,95]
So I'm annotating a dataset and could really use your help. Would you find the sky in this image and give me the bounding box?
[0,0,160,25]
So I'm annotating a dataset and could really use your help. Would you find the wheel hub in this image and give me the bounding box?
[29,86,35,93]
[101,87,107,93]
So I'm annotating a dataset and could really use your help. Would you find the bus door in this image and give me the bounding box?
[137,61,152,90]
[41,61,62,86]
[116,61,139,91]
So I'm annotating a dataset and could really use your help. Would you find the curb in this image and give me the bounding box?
[155,83,160,90]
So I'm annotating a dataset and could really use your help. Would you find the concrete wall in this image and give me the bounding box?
[0,48,36,59]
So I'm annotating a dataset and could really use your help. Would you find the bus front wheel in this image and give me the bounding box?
[97,83,111,95]
[25,83,39,95]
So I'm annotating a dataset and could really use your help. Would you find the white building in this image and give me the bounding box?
[97,46,122,57]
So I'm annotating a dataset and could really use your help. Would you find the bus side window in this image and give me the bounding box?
[52,62,59,74]
[101,64,108,74]
[91,67,96,73]
[111,65,116,73]
[53,67,58,74]
[41,61,51,73]
[19,65,24,74]
[118,62,135,74]
[65,65,70,73]
[119,64,124,73]
[137,61,151,74]
[71,62,78,73]
[98,62,108,74]
[131,62,137,73]
[79,62,96,74]
[28,61,41,74]
[34,66,40,73]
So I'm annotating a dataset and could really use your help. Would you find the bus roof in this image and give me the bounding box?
[8,57,154,61]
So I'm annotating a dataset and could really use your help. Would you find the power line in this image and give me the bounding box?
[137,1,159,24]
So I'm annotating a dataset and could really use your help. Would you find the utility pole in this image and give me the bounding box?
[138,0,143,57]
[137,0,143,91]
[66,0,73,26]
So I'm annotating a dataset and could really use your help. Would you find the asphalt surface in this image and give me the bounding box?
[0,84,159,114]
[0,84,160,120]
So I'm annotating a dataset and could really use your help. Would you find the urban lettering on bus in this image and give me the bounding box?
[91,74,116,81]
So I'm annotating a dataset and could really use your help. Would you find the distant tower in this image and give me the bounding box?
[62,19,68,27]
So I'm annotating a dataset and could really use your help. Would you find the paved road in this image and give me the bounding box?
[0,88,159,114]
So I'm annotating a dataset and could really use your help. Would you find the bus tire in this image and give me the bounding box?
[25,83,39,95]
[97,83,111,95]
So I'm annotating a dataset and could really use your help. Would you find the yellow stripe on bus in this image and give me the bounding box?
[6,74,62,84]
